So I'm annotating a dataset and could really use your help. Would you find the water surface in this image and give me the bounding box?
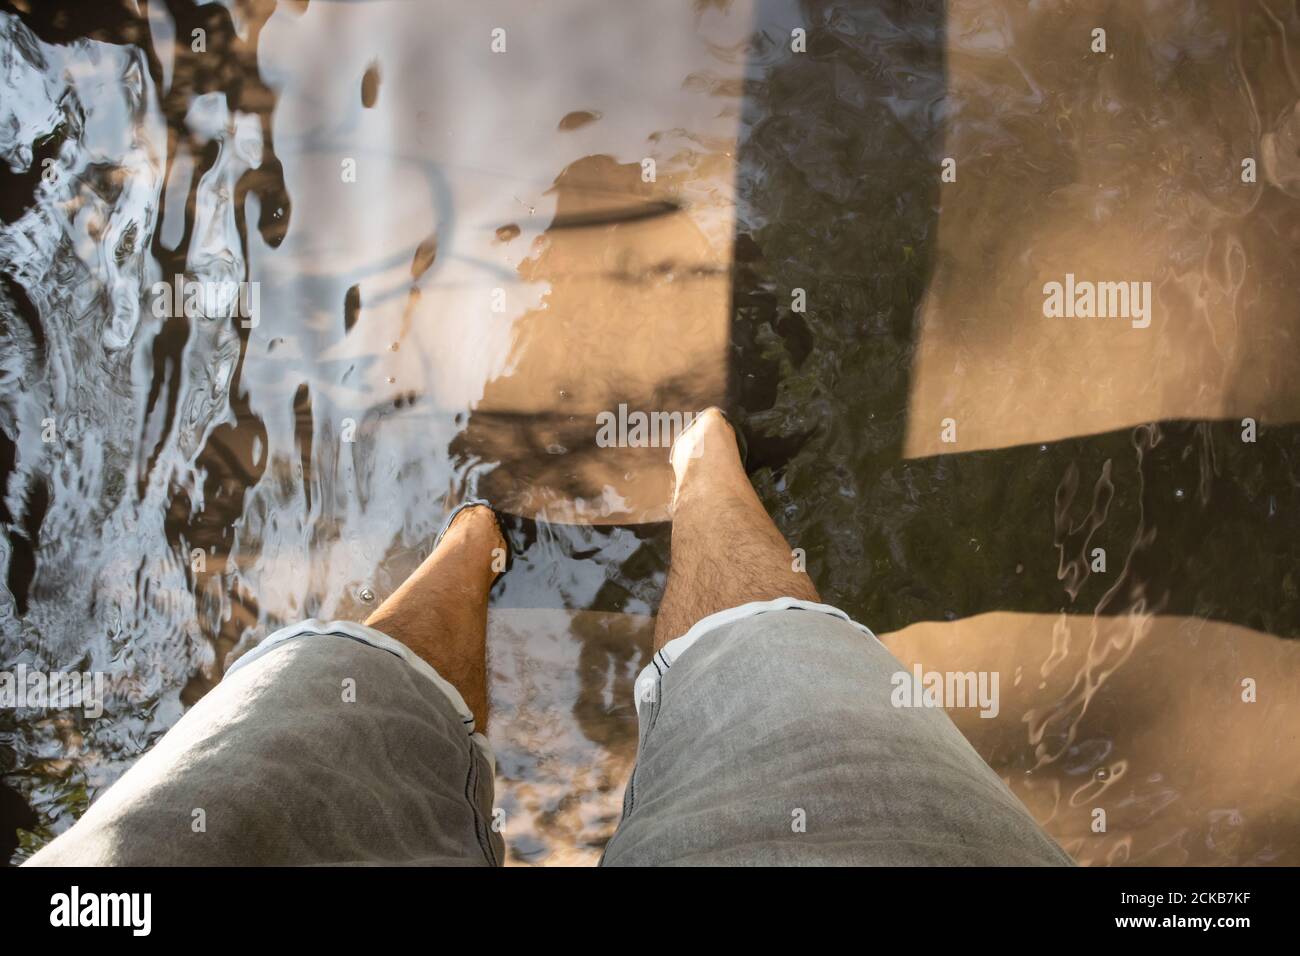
[2,0,1299,866]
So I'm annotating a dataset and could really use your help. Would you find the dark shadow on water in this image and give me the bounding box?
[708,1,1300,641]
[0,778,37,866]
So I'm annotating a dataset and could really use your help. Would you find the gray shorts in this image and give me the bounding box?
[26,602,1071,866]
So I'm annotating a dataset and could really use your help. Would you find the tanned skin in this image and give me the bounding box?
[365,406,817,727]
[365,505,504,731]
[653,407,820,651]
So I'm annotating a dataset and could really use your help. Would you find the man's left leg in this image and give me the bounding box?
[26,506,505,866]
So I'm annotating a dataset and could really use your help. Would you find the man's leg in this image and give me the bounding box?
[26,506,505,866]
[603,408,1073,866]
[654,409,819,650]
[365,504,503,731]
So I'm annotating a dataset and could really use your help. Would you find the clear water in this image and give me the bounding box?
[2,0,1299,866]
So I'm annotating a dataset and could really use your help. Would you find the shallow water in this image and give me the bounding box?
[2,0,1299,865]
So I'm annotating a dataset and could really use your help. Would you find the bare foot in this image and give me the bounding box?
[670,407,744,511]
[438,504,508,577]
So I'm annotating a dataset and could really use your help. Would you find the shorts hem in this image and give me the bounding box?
[634,597,877,718]
[224,618,494,771]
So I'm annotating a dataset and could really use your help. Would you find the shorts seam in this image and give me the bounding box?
[463,740,497,866]
[622,671,664,819]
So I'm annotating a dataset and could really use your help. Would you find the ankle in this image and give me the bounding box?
[672,452,751,514]
[442,506,506,565]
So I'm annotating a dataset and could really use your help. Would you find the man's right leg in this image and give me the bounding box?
[652,409,820,649]
[603,409,1073,866]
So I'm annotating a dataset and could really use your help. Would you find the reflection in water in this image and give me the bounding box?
[1,0,1299,866]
